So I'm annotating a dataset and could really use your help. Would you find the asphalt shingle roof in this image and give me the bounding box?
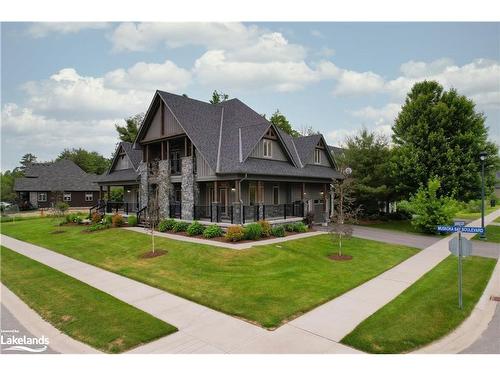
[14,159,99,191]
[135,90,343,181]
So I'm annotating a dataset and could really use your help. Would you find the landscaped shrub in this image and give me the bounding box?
[463,199,481,213]
[399,177,459,234]
[271,225,285,237]
[186,221,205,236]
[284,223,295,232]
[304,211,315,228]
[87,223,110,232]
[258,220,272,237]
[203,224,224,238]
[172,221,189,233]
[292,222,308,233]
[91,212,103,224]
[158,219,176,232]
[112,214,125,227]
[244,223,263,240]
[127,215,138,226]
[65,213,82,224]
[225,225,245,242]
[103,214,113,225]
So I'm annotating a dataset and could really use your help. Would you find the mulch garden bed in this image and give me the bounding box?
[328,254,353,261]
[161,228,314,244]
[139,249,168,259]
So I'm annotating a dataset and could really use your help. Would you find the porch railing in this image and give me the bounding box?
[194,205,212,221]
[89,201,106,217]
[262,202,304,221]
[242,205,259,224]
[105,201,138,215]
[137,206,147,225]
[169,202,181,218]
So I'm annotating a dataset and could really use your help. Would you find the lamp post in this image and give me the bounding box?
[479,151,487,240]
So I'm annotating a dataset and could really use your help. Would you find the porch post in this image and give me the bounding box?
[106,186,111,201]
[211,180,219,222]
[233,179,242,224]
[99,185,103,200]
[323,183,329,226]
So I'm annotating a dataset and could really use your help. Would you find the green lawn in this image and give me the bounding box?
[0,218,419,328]
[0,246,177,353]
[341,255,496,353]
[358,219,436,236]
[472,225,500,243]
[455,206,498,220]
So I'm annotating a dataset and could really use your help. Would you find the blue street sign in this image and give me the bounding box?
[437,225,485,234]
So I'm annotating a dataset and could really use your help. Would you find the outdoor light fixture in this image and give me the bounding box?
[344,167,352,176]
[231,188,236,192]
[479,151,487,239]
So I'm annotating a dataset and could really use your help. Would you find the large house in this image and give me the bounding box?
[14,159,100,208]
[96,90,343,224]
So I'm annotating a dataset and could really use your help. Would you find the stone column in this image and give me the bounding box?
[138,161,148,209]
[157,159,172,219]
[232,203,242,224]
[181,156,194,220]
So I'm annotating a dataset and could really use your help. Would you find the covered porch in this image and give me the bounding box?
[191,179,331,224]
[94,180,140,216]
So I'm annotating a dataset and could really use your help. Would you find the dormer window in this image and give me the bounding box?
[263,139,272,158]
[314,148,321,164]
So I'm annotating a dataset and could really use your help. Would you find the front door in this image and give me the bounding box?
[219,188,227,215]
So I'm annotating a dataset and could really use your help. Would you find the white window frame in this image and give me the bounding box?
[63,192,72,202]
[85,192,94,202]
[38,192,47,202]
[263,139,272,158]
[272,185,279,205]
[314,148,321,164]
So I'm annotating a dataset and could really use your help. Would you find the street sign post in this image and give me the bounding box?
[437,225,484,234]
[438,223,480,310]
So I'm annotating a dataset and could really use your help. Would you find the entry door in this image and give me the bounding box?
[249,183,256,205]
[219,188,228,214]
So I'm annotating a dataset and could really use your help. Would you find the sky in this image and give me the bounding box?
[1,22,499,171]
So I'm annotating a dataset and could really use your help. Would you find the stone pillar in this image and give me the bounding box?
[138,161,148,209]
[211,202,219,222]
[181,156,194,220]
[232,203,242,224]
[157,160,172,219]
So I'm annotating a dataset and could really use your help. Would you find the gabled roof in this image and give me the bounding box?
[134,90,342,180]
[108,141,142,172]
[14,159,99,191]
[98,141,142,184]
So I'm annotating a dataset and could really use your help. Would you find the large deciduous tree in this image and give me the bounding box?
[270,109,300,137]
[343,128,396,214]
[115,113,144,143]
[392,80,499,201]
[57,148,110,175]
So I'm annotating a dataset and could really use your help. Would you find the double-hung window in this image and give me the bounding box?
[263,139,272,158]
[38,192,47,202]
[63,193,72,202]
[314,148,321,164]
[85,192,93,202]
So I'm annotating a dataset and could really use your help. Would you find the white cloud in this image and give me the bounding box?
[27,22,110,38]
[351,103,401,123]
[20,60,191,120]
[104,60,192,91]
[109,22,260,52]
[1,103,120,167]
[193,50,318,92]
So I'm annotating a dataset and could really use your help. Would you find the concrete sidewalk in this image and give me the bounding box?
[288,209,500,342]
[0,234,358,354]
[125,226,324,250]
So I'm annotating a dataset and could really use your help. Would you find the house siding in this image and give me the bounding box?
[114,154,132,170]
[143,102,184,142]
[306,148,331,167]
[23,191,99,208]
[195,150,215,177]
[250,139,287,161]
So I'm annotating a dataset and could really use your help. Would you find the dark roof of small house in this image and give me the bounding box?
[96,141,142,184]
[14,159,99,192]
[120,141,142,169]
[136,90,343,180]
[97,168,139,184]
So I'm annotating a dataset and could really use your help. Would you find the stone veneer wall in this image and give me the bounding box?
[138,161,148,209]
[181,156,194,220]
[157,160,172,219]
